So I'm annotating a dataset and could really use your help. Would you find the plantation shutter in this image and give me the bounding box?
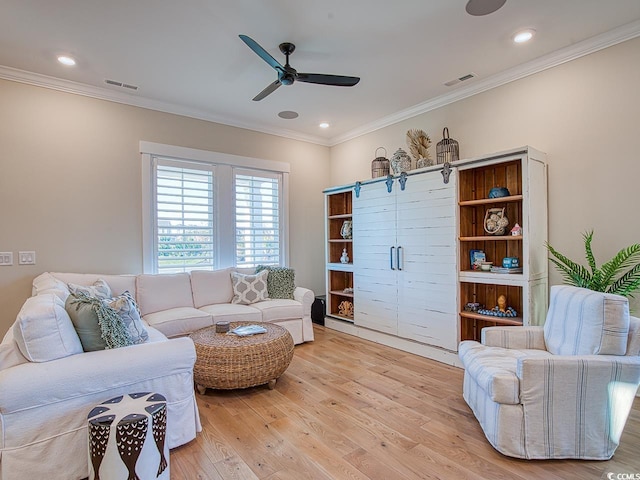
[155,159,215,273]
[234,170,281,267]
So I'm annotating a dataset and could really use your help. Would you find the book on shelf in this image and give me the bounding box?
[490,266,523,274]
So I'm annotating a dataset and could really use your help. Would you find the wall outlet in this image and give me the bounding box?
[19,251,36,265]
[0,252,13,266]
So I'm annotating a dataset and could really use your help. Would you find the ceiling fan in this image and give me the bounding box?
[239,34,360,101]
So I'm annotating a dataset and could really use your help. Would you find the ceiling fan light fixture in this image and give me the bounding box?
[57,55,76,66]
[513,29,535,44]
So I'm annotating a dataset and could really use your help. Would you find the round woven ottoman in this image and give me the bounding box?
[190,321,294,392]
[87,392,169,480]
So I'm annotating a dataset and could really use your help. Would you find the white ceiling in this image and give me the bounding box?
[1,0,640,146]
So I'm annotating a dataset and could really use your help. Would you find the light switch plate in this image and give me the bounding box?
[18,251,36,265]
[0,252,13,266]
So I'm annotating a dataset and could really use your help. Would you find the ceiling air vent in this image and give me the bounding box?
[105,79,139,91]
[444,73,476,87]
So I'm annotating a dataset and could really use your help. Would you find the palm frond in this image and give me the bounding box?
[548,257,593,289]
[608,263,640,297]
[601,244,640,284]
[583,230,597,273]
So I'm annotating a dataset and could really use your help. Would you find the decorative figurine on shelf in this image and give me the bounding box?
[511,223,522,236]
[338,300,354,318]
[477,294,518,318]
[340,220,352,239]
[340,248,350,264]
[497,294,507,312]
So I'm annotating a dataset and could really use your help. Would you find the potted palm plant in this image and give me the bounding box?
[546,230,640,297]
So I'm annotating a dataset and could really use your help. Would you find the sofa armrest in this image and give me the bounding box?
[293,286,314,317]
[482,326,546,350]
[0,337,196,414]
[517,355,640,458]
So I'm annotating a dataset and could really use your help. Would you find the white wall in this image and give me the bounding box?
[330,36,640,313]
[0,80,330,335]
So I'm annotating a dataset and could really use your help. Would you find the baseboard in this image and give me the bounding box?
[324,317,462,368]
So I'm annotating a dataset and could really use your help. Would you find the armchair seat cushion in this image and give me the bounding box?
[459,340,552,404]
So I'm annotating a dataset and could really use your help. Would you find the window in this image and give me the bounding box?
[234,171,281,268]
[155,161,215,273]
[141,142,289,274]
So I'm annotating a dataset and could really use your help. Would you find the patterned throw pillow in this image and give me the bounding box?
[230,270,269,305]
[256,265,295,299]
[65,292,133,351]
[67,279,112,300]
[103,291,149,345]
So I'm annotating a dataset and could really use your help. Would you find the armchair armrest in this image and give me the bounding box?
[293,286,314,317]
[482,326,546,350]
[516,355,640,458]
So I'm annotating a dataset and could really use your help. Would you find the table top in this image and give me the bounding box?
[190,321,288,349]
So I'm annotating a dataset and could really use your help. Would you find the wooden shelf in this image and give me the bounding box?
[328,238,353,243]
[327,313,354,323]
[460,235,523,242]
[329,290,354,298]
[459,311,523,326]
[459,195,523,206]
[328,213,352,220]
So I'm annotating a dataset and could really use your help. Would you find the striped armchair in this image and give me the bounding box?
[459,285,640,459]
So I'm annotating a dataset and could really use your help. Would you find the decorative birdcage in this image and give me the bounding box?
[436,127,459,164]
[371,147,390,178]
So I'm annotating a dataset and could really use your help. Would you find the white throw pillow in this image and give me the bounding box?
[68,279,112,299]
[230,270,269,305]
[13,294,83,362]
[31,272,70,301]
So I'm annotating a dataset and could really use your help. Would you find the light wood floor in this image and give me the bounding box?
[171,325,640,479]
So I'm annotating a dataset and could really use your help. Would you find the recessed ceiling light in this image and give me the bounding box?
[57,55,76,66]
[278,110,298,119]
[513,29,535,44]
[319,122,330,129]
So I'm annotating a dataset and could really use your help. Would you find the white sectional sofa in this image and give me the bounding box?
[0,268,314,480]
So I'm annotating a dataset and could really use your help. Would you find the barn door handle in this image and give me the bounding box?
[390,246,395,270]
[397,246,403,271]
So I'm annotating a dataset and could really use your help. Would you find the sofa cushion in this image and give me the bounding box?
[143,307,212,338]
[251,299,302,322]
[544,285,630,355]
[31,272,70,301]
[136,273,194,315]
[256,265,296,299]
[13,294,83,362]
[198,303,262,323]
[231,270,269,305]
[104,291,149,345]
[459,340,552,405]
[47,272,137,297]
[190,268,234,308]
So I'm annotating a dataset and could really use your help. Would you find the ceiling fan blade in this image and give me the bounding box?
[296,73,360,87]
[239,34,284,72]
[253,80,282,101]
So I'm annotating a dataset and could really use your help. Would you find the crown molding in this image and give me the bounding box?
[328,19,640,146]
[1,19,638,149]
[0,65,330,146]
